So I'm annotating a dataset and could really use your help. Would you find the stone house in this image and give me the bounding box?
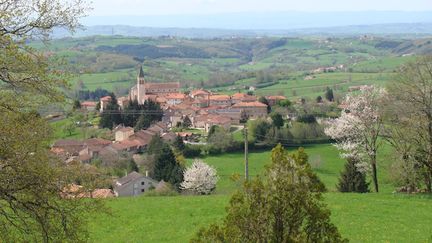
[209,94,231,106]
[115,127,134,142]
[265,95,287,106]
[231,92,257,104]
[165,93,186,105]
[81,101,97,111]
[99,96,112,112]
[231,101,268,119]
[113,171,159,197]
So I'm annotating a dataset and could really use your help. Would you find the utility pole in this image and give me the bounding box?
[244,124,249,181]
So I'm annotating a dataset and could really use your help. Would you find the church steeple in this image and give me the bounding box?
[138,66,145,84]
[137,66,146,104]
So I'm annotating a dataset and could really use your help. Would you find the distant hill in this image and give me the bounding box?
[55,23,432,39]
[391,38,432,55]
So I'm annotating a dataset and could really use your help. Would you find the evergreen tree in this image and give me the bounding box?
[325,87,334,102]
[148,135,164,155]
[153,143,184,190]
[72,99,81,110]
[173,135,186,152]
[258,96,271,113]
[99,93,122,129]
[337,157,370,193]
[134,113,151,131]
[122,99,140,127]
[270,112,284,128]
[316,95,323,103]
[183,115,192,128]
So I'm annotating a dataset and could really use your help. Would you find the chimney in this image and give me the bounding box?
[145,170,149,177]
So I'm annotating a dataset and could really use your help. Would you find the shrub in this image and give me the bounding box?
[183,145,203,158]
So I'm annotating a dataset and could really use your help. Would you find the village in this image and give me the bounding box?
[51,67,287,198]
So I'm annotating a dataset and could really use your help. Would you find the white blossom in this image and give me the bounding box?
[325,85,386,174]
[181,159,218,195]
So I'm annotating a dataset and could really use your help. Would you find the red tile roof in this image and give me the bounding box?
[165,93,186,99]
[100,96,111,102]
[81,101,97,107]
[266,95,286,100]
[232,101,267,108]
[190,89,210,96]
[145,82,180,90]
[209,94,231,101]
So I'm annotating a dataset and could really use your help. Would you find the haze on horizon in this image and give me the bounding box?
[90,0,432,16]
[82,0,432,29]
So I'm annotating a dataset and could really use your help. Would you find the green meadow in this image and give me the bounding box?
[88,144,432,242]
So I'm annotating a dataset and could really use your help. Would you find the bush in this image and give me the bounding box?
[296,114,317,123]
[183,145,202,158]
[144,182,179,197]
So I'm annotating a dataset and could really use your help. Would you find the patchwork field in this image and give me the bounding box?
[88,144,432,242]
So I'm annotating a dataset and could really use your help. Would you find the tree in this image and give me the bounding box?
[325,87,334,102]
[0,1,102,241]
[63,120,77,137]
[134,113,151,131]
[337,157,370,193]
[385,56,432,192]
[316,95,323,103]
[270,112,284,128]
[325,85,386,192]
[99,93,121,129]
[258,96,271,113]
[153,143,184,190]
[180,159,218,195]
[173,135,186,152]
[207,127,235,153]
[73,99,81,110]
[192,145,345,242]
[183,115,192,128]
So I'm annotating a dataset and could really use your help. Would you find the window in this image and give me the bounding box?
[141,181,145,185]
[141,189,145,192]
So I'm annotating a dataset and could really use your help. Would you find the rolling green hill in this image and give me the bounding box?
[31,35,427,99]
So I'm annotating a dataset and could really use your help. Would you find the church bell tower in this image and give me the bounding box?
[137,66,146,104]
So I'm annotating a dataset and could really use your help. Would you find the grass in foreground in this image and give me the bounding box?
[88,143,431,242]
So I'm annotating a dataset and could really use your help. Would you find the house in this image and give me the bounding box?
[265,95,287,106]
[78,138,112,162]
[113,171,159,197]
[115,127,134,142]
[231,101,268,119]
[117,97,129,110]
[99,96,111,112]
[51,139,86,157]
[207,108,242,124]
[205,115,232,132]
[161,131,177,143]
[231,92,257,104]
[209,94,231,106]
[190,89,211,99]
[81,101,97,111]
[165,93,186,105]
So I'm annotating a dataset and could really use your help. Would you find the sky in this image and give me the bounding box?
[89,0,432,16]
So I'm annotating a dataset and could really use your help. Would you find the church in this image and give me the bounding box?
[129,66,180,104]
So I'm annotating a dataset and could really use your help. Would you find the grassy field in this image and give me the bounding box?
[88,143,432,242]
[255,72,393,99]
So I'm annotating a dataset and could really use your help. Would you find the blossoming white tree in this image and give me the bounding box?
[325,85,386,192]
[181,159,218,195]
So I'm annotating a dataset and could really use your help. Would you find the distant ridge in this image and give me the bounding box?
[55,22,432,39]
